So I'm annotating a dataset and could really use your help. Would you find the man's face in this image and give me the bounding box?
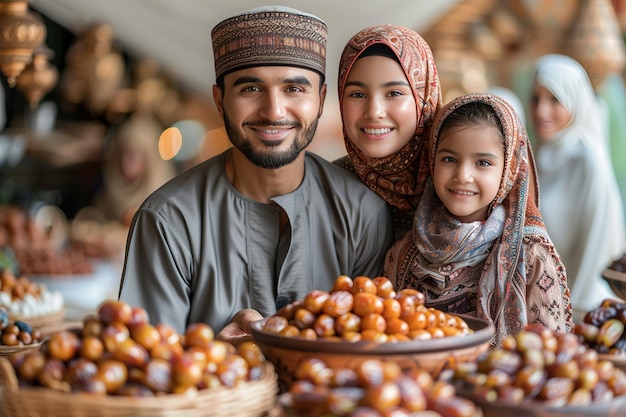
[214,66,326,169]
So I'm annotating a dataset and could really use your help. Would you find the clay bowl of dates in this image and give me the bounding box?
[249,275,495,391]
[467,394,626,417]
[602,267,626,302]
[452,324,626,417]
[574,298,626,373]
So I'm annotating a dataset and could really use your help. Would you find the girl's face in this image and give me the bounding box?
[530,83,572,143]
[433,124,504,223]
[341,55,417,159]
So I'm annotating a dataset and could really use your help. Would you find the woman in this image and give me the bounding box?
[91,113,177,224]
[385,93,572,346]
[529,54,626,321]
[336,25,441,240]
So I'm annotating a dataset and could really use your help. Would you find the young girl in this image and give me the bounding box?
[336,24,441,239]
[385,93,573,346]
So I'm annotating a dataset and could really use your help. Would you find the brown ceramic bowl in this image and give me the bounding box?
[602,268,626,301]
[462,390,626,417]
[250,313,494,391]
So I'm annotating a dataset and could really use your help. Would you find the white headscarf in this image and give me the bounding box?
[532,54,626,317]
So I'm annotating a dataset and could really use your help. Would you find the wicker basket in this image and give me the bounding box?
[10,308,66,329]
[0,339,45,357]
[0,357,279,417]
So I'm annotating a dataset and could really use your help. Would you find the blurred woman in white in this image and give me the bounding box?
[530,54,626,321]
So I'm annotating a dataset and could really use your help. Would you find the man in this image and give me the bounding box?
[118,6,394,341]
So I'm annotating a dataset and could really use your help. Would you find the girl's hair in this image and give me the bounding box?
[358,43,399,63]
[439,101,504,143]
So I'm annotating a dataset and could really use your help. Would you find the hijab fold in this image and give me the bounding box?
[338,25,441,211]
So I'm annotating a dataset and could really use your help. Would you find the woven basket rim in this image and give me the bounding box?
[10,307,65,329]
[0,357,278,415]
[0,339,45,357]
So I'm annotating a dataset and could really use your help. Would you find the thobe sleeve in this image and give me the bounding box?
[118,207,192,334]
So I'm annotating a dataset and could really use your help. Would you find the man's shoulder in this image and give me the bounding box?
[143,152,227,209]
[305,152,359,181]
[304,152,386,204]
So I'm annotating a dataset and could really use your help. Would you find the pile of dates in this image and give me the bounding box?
[0,306,43,346]
[8,299,266,395]
[0,269,65,318]
[263,275,472,343]
[285,357,480,417]
[0,205,93,275]
[575,299,626,355]
[450,324,626,407]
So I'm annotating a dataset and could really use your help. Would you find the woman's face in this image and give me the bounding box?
[530,83,572,142]
[341,55,417,159]
[119,147,146,182]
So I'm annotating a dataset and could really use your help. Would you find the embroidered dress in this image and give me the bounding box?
[385,93,573,346]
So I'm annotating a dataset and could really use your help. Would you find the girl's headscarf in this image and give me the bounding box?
[427,93,542,225]
[389,93,546,343]
[338,25,441,211]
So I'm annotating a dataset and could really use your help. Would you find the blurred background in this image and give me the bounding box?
[0,0,625,317]
[1,0,625,212]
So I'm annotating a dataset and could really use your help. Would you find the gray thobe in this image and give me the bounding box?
[118,150,394,334]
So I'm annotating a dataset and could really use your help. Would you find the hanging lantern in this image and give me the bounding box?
[15,45,58,108]
[0,0,46,87]
[563,0,626,90]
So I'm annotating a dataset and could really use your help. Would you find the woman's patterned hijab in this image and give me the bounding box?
[338,25,441,211]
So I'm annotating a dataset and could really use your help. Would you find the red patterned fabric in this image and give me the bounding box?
[211,6,327,79]
[338,25,441,211]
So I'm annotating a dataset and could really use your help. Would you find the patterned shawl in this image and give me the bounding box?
[337,25,441,211]
[387,93,546,343]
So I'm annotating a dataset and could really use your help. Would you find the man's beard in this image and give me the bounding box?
[223,112,318,169]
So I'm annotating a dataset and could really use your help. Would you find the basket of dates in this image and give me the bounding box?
[0,306,45,357]
[280,357,482,417]
[0,269,65,328]
[602,253,626,300]
[250,275,494,392]
[574,298,626,372]
[450,324,626,417]
[0,299,278,417]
